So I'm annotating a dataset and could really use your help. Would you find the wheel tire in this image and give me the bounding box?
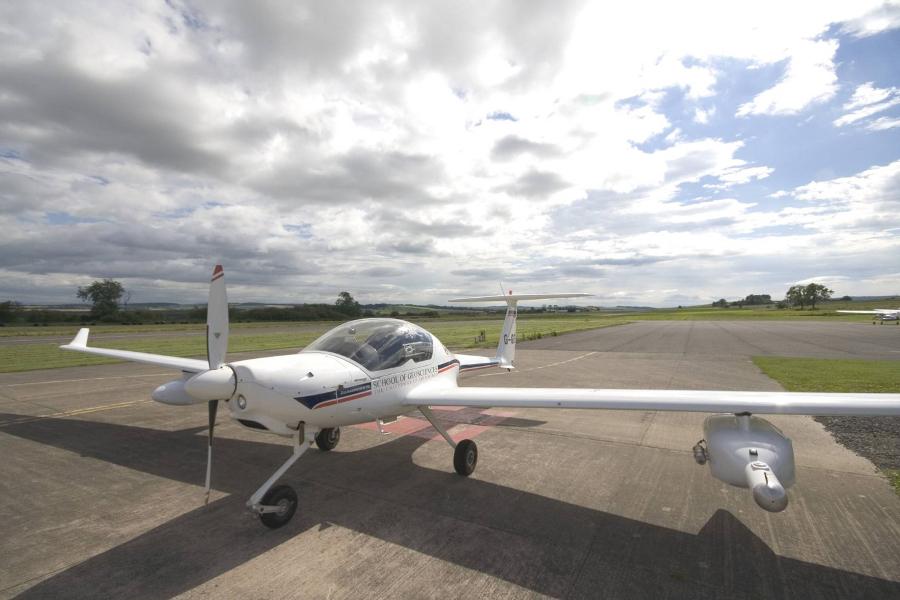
[453,439,478,476]
[315,427,341,451]
[259,485,298,529]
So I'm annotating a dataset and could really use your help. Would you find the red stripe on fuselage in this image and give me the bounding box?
[460,363,497,372]
[313,390,372,409]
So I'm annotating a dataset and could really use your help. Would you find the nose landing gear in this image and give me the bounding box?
[258,485,298,529]
[315,427,341,451]
[247,423,314,529]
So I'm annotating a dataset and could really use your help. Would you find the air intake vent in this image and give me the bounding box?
[238,419,268,430]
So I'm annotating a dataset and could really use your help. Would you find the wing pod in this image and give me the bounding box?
[745,461,788,512]
[152,379,200,406]
[702,414,794,512]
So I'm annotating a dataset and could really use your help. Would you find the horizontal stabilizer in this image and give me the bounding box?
[449,293,591,303]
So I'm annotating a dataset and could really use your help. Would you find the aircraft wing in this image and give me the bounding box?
[404,384,900,416]
[60,328,210,373]
[837,309,898,315]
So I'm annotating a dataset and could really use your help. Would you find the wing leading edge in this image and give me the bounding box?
[404,385,900,417]
[60,328,210,373]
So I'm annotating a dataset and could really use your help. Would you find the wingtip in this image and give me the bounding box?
[61,328,90,350]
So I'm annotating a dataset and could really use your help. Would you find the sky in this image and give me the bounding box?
[1,1,899,307]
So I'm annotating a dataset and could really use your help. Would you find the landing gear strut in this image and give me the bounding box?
[419,406,478,476]
[247,423,314,529]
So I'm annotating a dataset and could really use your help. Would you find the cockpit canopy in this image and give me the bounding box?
[303,319,434,371]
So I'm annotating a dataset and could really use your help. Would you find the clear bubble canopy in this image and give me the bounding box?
[303,319,434,371]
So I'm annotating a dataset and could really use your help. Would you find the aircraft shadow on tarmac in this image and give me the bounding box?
[2,412,898,600]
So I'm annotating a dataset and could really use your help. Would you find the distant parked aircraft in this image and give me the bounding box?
[837,308,900,324]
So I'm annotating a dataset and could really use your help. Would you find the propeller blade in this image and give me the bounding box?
[204,399,218,505]
[207,264,229,369]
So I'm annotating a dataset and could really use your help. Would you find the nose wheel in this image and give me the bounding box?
[247,424,313,529]
[315,427,341,451]
[258,485,298,529]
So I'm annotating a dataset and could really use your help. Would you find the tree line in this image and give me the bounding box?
[0,280,366,325]
[711,283,834,310]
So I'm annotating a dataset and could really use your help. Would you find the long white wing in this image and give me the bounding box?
[60,328,209,373]
[404,384,900,416]
[837,309,898,315]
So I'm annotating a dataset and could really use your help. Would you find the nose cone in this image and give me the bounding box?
[184,367,236,401]
[745,461,788,512]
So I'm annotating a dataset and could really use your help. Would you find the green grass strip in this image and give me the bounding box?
[752,357,900,393]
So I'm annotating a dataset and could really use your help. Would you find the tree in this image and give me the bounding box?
[785,285,805,310]
[335,291,361,317]
[0,300,21,324]
[803,283,833,310]
[77,279,125,319]
[744,294,771,306]
[712,298,728,308]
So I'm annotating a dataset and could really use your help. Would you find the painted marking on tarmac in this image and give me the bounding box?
[2,373,171,387]
[0,399,153,428]
[472,351,597,378]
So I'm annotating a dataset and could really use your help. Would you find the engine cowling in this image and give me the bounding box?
[701,414,795,512]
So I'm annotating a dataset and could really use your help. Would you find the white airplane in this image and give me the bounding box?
[61,266,900,529]
[837,308,900,324]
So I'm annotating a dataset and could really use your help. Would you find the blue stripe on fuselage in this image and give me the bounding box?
[295,381,372,409]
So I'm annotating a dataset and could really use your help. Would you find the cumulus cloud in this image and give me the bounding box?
[0,0,898,306]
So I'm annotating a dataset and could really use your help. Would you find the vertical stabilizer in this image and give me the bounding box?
[497,296,518,368]
[448,292,591,369]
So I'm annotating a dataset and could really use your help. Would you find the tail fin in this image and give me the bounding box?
[449,292,591,369]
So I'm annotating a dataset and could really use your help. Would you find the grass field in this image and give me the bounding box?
[753,357,900,393]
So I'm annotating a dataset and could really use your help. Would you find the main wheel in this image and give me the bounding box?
[453,439,478,476]
[259,485,298,529]
[315,427,341,451]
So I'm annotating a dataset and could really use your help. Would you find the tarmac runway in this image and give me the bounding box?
[1,321,899,599]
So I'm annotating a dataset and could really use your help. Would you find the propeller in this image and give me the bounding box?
[205,398,218,505]
[200,264,231,505]
[206,263,229,369]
